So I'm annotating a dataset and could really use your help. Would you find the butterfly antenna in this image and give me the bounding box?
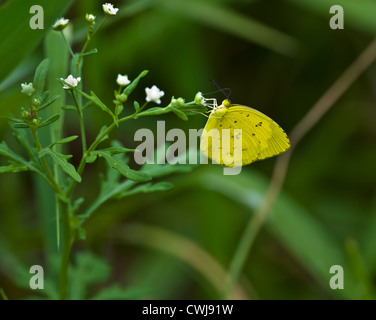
[208,79,231,99]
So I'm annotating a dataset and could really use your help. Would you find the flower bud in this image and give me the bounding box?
[32,97,40,107]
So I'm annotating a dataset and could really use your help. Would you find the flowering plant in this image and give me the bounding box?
[0,3,205,300]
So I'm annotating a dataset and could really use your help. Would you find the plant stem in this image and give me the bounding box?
[60,32,77,64]
[59,201,73,300]
[31,128,65,198]
[64,107,157,197]
[76,16,107,68]
[72,92,87,154]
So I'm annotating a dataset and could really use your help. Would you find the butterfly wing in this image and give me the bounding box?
[228,105,290,163]
[200,105,290,166]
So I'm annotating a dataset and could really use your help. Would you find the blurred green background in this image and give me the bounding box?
[1,0,376,300]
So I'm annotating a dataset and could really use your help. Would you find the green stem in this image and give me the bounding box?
[72,92,87,154]
[76,16,107,67]
[60,32,77,64]
[31,128,65,198]
[64,109,147,197]
[65,105,171,198]
[59,201,73,300]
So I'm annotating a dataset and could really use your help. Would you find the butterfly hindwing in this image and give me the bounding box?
[228,105,290,161]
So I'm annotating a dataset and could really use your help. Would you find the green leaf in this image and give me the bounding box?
[94,150,151,182]
[0,141,43,176]
[169,107,188,121]
[135,107,167,118]
[62,105,77,111]
[12,129,39,162]
[134,101,140,112]
[81,48,98,57]
[118,181,174,198]
[49,135,78,147]
[72,197,85,213]
[0,141,27,162]
[0,161,29,173]
[33,59,50,98]
[85,153,97,163]
[122,70,149,96]
[95,125,110,146]
[38,114,60,128]
[39,148,81,182]
[12,123,29,129]
[90,90,116,122]
[99,147,137,155]
[82,101,93,110]
[6,116,24,123]
[37,95,60,111]
[175,102,207,115]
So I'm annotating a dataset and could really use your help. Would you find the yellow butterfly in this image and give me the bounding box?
[200,99,290,167]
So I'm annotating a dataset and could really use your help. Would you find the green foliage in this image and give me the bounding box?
[39,148,81,183]
[33,59,50,98]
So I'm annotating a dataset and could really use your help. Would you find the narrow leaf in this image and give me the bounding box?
[0,161,29,173]
[122,70,148,96]
[33,59,50,98]
[95,125,110,145]
[82,101,93,110]
[85,153,98,163]
[37,95,60,111]
[0,141,42,175]
[95,150,151,182]
[90,91,115,120]
[12,123,29,129]
[72,197,85,213]
[38,114,60,128]
[118,181,174,198]
[6,116,24,123]
[49,135,78,147]
[81,48,98,56]
[99,147,137,155]
[39,148,81,182]
[135,107,167,118]
[169,107,188,121]
[134,101,140,112]
[62,105,77,111]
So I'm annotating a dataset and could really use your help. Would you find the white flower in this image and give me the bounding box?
[21,82,35,96]
[145,85,165,104]
[102,3,119,15]
[86,13,96,22]
[61,75,81,89]
[52,17,69,31]
[117,74,131,86]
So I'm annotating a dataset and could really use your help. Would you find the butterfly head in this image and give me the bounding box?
[222,99,232,108]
